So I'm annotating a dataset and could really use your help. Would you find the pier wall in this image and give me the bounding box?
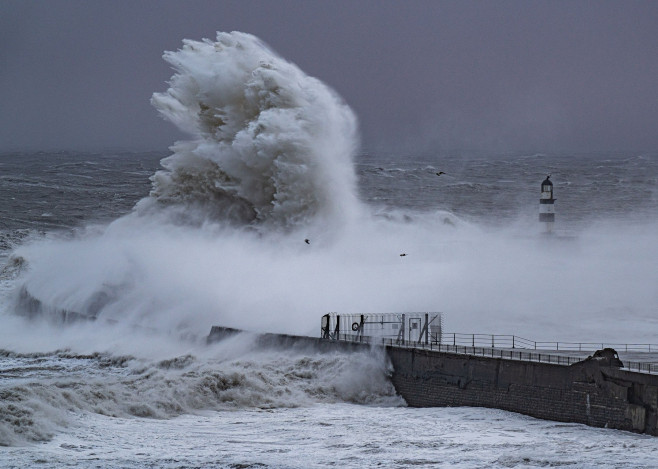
[207,327,658,435]
[387,347,658,435]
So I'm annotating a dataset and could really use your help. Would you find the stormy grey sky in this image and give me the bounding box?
[1,0,657,153]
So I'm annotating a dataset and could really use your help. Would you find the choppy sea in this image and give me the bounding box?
[1,150,658,468]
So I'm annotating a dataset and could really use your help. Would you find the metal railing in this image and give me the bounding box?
[624,362,658,374]
[329,333,658,374]
[439,332,658,353]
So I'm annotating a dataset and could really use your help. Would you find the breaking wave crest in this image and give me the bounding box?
[0,340,400,446]
[141,31,361,229]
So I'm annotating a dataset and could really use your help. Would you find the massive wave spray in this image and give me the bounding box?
[9,32,367,332]
[6,32,658,346]
[141,32,360,229]
[0,34,400,446]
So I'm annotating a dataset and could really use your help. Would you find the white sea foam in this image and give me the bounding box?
[0,338,398,446]
[4,403,658,467]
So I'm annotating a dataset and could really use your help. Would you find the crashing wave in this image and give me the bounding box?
[140,31,361,229]
[8,31,364,326]
[0,345,400,446]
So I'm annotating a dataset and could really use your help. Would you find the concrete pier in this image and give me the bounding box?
[207,326,658,435]
[387,346,658,435]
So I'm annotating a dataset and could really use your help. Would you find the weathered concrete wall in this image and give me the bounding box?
[207,326,370,353]
[387,347,658,435]
[207,327,658,435]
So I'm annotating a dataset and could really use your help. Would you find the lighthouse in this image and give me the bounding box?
[539,175,555,233]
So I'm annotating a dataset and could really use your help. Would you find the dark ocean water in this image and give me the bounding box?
[2,150,656,237]
[357,151,658,229]
[0,151,162,231]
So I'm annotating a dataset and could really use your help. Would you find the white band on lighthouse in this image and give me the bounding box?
[539,204,555,222]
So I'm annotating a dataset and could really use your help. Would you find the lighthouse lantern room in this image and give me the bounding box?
[539,175,555,233]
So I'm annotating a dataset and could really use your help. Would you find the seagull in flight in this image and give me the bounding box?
[304,239,310,245]
[435,171,445,176]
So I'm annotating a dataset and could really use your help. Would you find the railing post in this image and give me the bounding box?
[512,336,515,349]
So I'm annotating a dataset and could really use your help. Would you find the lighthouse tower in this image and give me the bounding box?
[539,175,555,233]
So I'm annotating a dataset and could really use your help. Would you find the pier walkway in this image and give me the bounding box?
[331,332,658,374]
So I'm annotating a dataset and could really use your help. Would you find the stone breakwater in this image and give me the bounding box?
[387,347,658,435]
[207,327,658,435]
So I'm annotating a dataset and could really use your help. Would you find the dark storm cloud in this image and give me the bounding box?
[1,0,657,152]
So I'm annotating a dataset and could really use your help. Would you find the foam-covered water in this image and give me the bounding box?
[1,31,658,466]
[0,335,397,448]
[5,405,658,469]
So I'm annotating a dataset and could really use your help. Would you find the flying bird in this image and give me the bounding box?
[305,239,310,244]
[400,253,407,257]
[436,171,445,176]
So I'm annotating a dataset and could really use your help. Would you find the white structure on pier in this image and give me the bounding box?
[321,312,443,345]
